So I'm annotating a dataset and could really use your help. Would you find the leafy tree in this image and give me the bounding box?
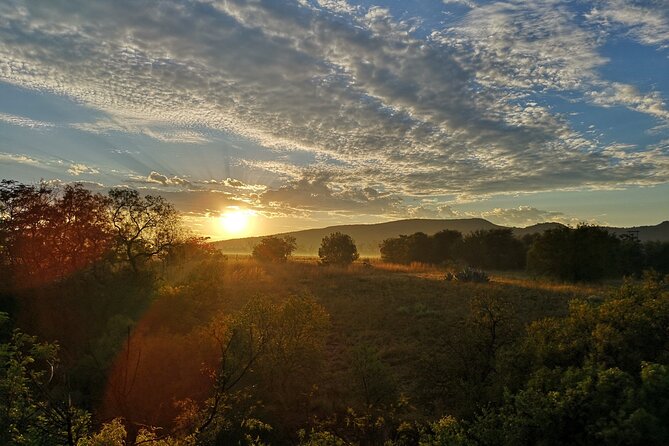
[318,232,359,265]
[460,229,526,270]
[108,188,182,272]
[430,229,463,264]
[380,231,464,265]
[437,276,669,445]
[616,234,645,277]
[527,225,621,281]
[379,236,411,264]
[0,313,91,446]
[380,233,426,265]
[252,235,297,263]
[645,241,669,274]
[0,181,112,287]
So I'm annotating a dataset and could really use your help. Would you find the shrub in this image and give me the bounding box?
[318,232,359,265]
[252,235,297,263]
[446,267,490,283]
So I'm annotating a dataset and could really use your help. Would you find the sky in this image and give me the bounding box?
[0,0,668,239]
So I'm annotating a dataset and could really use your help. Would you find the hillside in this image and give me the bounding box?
[213,219,669,256]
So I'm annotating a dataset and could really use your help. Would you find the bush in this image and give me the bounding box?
[318,232,359,266]
[446,267,490,283]
[252,235,297,263]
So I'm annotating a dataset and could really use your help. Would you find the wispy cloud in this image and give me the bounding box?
[0,0,667,224]
[587,0,669,48]
[0,112,54,129]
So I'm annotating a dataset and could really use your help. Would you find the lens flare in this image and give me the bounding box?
[219,208,254,236]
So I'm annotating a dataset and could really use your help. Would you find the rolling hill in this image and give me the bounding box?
[211,219,669,257]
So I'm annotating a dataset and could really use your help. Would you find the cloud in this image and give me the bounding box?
[0,112,54,129]
[203,178,267,192]
[145,171,192,187]
[588,83,669,121]
[260,173,401,214]
[442,0,477,9]
[70,118,211,144]
[0,152,41,165]
[479,206,586,227]
[587,0,669,47]
[0,0,667,205]
[67,163,99,176]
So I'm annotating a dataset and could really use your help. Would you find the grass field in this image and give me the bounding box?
[94,256,612,430]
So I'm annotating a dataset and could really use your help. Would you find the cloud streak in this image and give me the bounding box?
[0,0,668,224]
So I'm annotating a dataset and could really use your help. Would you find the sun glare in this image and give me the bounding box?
[219,208,254,236]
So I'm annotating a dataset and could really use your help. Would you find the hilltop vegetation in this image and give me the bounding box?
[1,181,669,445]
[213,219,669,257]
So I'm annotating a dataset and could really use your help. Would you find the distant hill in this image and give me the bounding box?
[212,219,669,256]
[606,221,669,242]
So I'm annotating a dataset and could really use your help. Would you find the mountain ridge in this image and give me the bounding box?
[212,218,669,256]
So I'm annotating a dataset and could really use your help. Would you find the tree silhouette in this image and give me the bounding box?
[108,189,182,273]
[252,235,297,263]
[527,225,621,281]
[318,232,359,265]
[0,181,112,286]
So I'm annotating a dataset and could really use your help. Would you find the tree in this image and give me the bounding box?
[252,235,297,263]
[430,229,463,264]
[108,189,182,273]
[318,232,359,265]
[527,225,621,281]
[380,230,464,265]
[461,229,526,270]
[0,312,91,446]
[0,181,112,287]
[379,236,411,264]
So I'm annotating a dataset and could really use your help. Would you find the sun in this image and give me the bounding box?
[219,208,254,236]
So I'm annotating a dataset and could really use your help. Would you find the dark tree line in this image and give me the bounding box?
[380,229,525,270]
[380,225,669,281]
[0,180,187,288]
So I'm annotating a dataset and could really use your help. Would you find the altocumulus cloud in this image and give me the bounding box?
[0,0,668,213]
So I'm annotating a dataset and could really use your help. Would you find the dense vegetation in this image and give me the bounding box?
[381,226,669,281]
[252,235,297,263]
[318,232,360,266]
[1,180,669,445]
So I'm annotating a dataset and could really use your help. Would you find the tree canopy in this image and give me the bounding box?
[252,235,297,263]
[318,232,359,265]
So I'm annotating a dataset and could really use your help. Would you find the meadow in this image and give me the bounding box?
[7,252,616,444]
[2,182,668,445]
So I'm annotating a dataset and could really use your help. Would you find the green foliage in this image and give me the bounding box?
[467,362,669,446]
[252,235,297,263]
[460,229,526,270]
[318,232,359,265]
[644,241,669,274]
[298,429,347,446]
[420,416,473,446]
[0,313,91,446]
[349,344,397,407]
[380,230,463,265]
[446,276,669,445]
[527,225,622,281]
